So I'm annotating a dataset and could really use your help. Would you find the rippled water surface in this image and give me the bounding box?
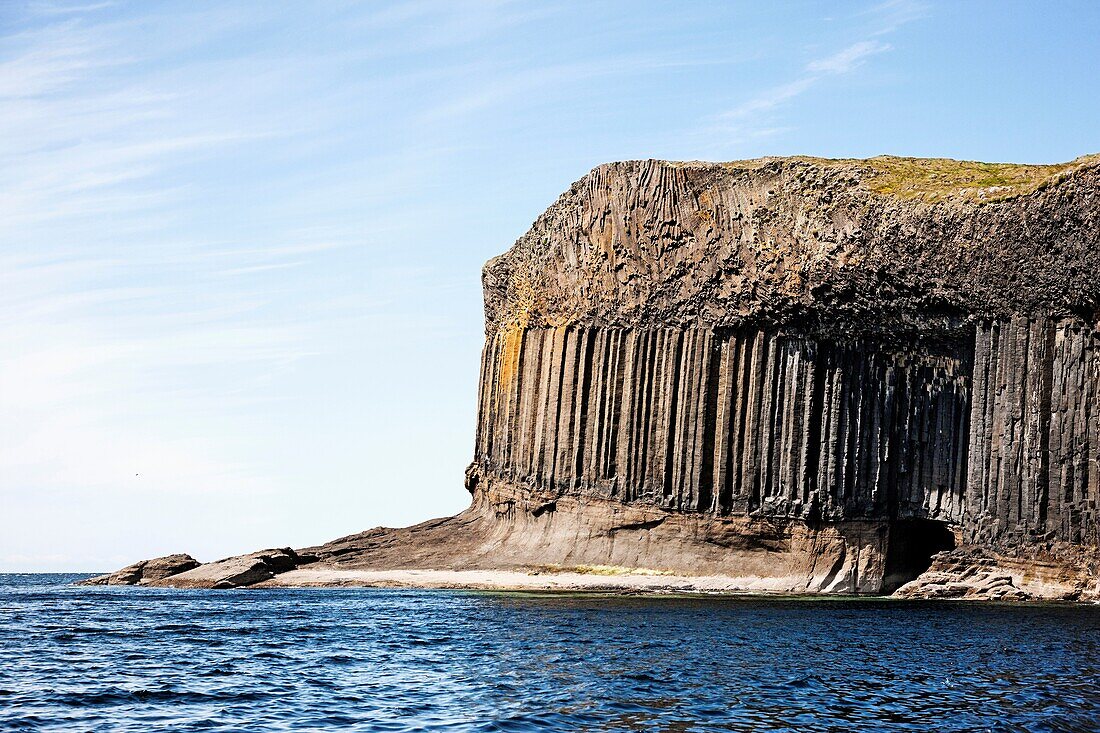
[2,574,1099,731]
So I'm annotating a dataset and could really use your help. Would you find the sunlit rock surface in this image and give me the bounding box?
[79,554,200,586]
[99,155,1100,597]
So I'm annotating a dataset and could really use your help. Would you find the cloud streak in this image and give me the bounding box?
[806,40,892,75]
[713,38,893,126]
[0,5,385,529]
[700,2,923,149]
[0,1,589,568]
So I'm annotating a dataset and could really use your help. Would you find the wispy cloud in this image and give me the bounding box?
[719,78,817,121]
[805,40,892,75]
[419,53,741,124]
[1,1,546,568]
[0,4,385,513]
[699,2,924,149]
[865,0,930,36]
[26,2,117,16]
[717,40,890,123]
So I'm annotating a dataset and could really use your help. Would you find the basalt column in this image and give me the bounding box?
[467,155,1100,595]
[473,326,973,526]
[966,317,1100,547]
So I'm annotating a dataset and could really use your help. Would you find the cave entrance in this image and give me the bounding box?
[882,519,957,594]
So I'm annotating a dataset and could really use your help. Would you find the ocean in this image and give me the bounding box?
[1,573,1098,731]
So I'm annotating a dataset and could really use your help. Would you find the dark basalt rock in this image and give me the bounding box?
[470,155,1100,597]
[481,156,1100,341]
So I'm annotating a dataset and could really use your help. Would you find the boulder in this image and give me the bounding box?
[147,548,307,589]
[79,553,200,586]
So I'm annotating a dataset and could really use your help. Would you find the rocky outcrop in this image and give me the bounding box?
[480,156,1100,340]
[894,545,1100,601]
[91,155,1100,598]
[893,550,1033,601]
[79,554,200,586]
[473,327,971,521]
[84,549,307,589]
[146,548,306,589]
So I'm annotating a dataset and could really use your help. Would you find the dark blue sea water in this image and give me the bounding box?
[1,574,1099,732]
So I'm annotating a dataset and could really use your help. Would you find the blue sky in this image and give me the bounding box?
[2,0,1098,571]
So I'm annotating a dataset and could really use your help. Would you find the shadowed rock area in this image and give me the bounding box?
[93,155,1100,599]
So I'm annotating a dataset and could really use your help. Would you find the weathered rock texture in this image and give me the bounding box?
[79,554,200,586]
[466,155,1100,598]
[92,155,1100,598]
[145,548,304,589]
[894,545,1100,601]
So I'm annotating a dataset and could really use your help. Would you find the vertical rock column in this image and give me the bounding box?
[474,326,972,523]
[966,317,1100,545]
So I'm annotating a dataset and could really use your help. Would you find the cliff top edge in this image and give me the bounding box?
[482,152,1100,335]
[595,153,1100,204]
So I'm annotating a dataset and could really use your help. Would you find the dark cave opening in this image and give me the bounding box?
[882,519,957,594]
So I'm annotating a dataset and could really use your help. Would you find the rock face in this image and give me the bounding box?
[467,155,1100,597]
[92,155,1100,598]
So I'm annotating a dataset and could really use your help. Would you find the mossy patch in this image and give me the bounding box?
[670,153,1100,204]
[860,154,1100,203]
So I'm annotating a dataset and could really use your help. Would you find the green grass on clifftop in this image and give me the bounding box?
[861,154,1100,203]
[686,153,1100,204]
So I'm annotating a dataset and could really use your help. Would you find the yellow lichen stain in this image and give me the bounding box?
[696,191,715,225]
[497,326,525,391]
[496,270,536,389]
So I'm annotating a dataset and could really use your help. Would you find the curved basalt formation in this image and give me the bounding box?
[94,155,1100,598]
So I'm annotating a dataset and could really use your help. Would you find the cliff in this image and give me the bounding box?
[462,155,1100,598]
[86,155,1100,599]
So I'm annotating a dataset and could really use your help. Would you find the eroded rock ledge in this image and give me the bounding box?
[90,155,1100,599]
